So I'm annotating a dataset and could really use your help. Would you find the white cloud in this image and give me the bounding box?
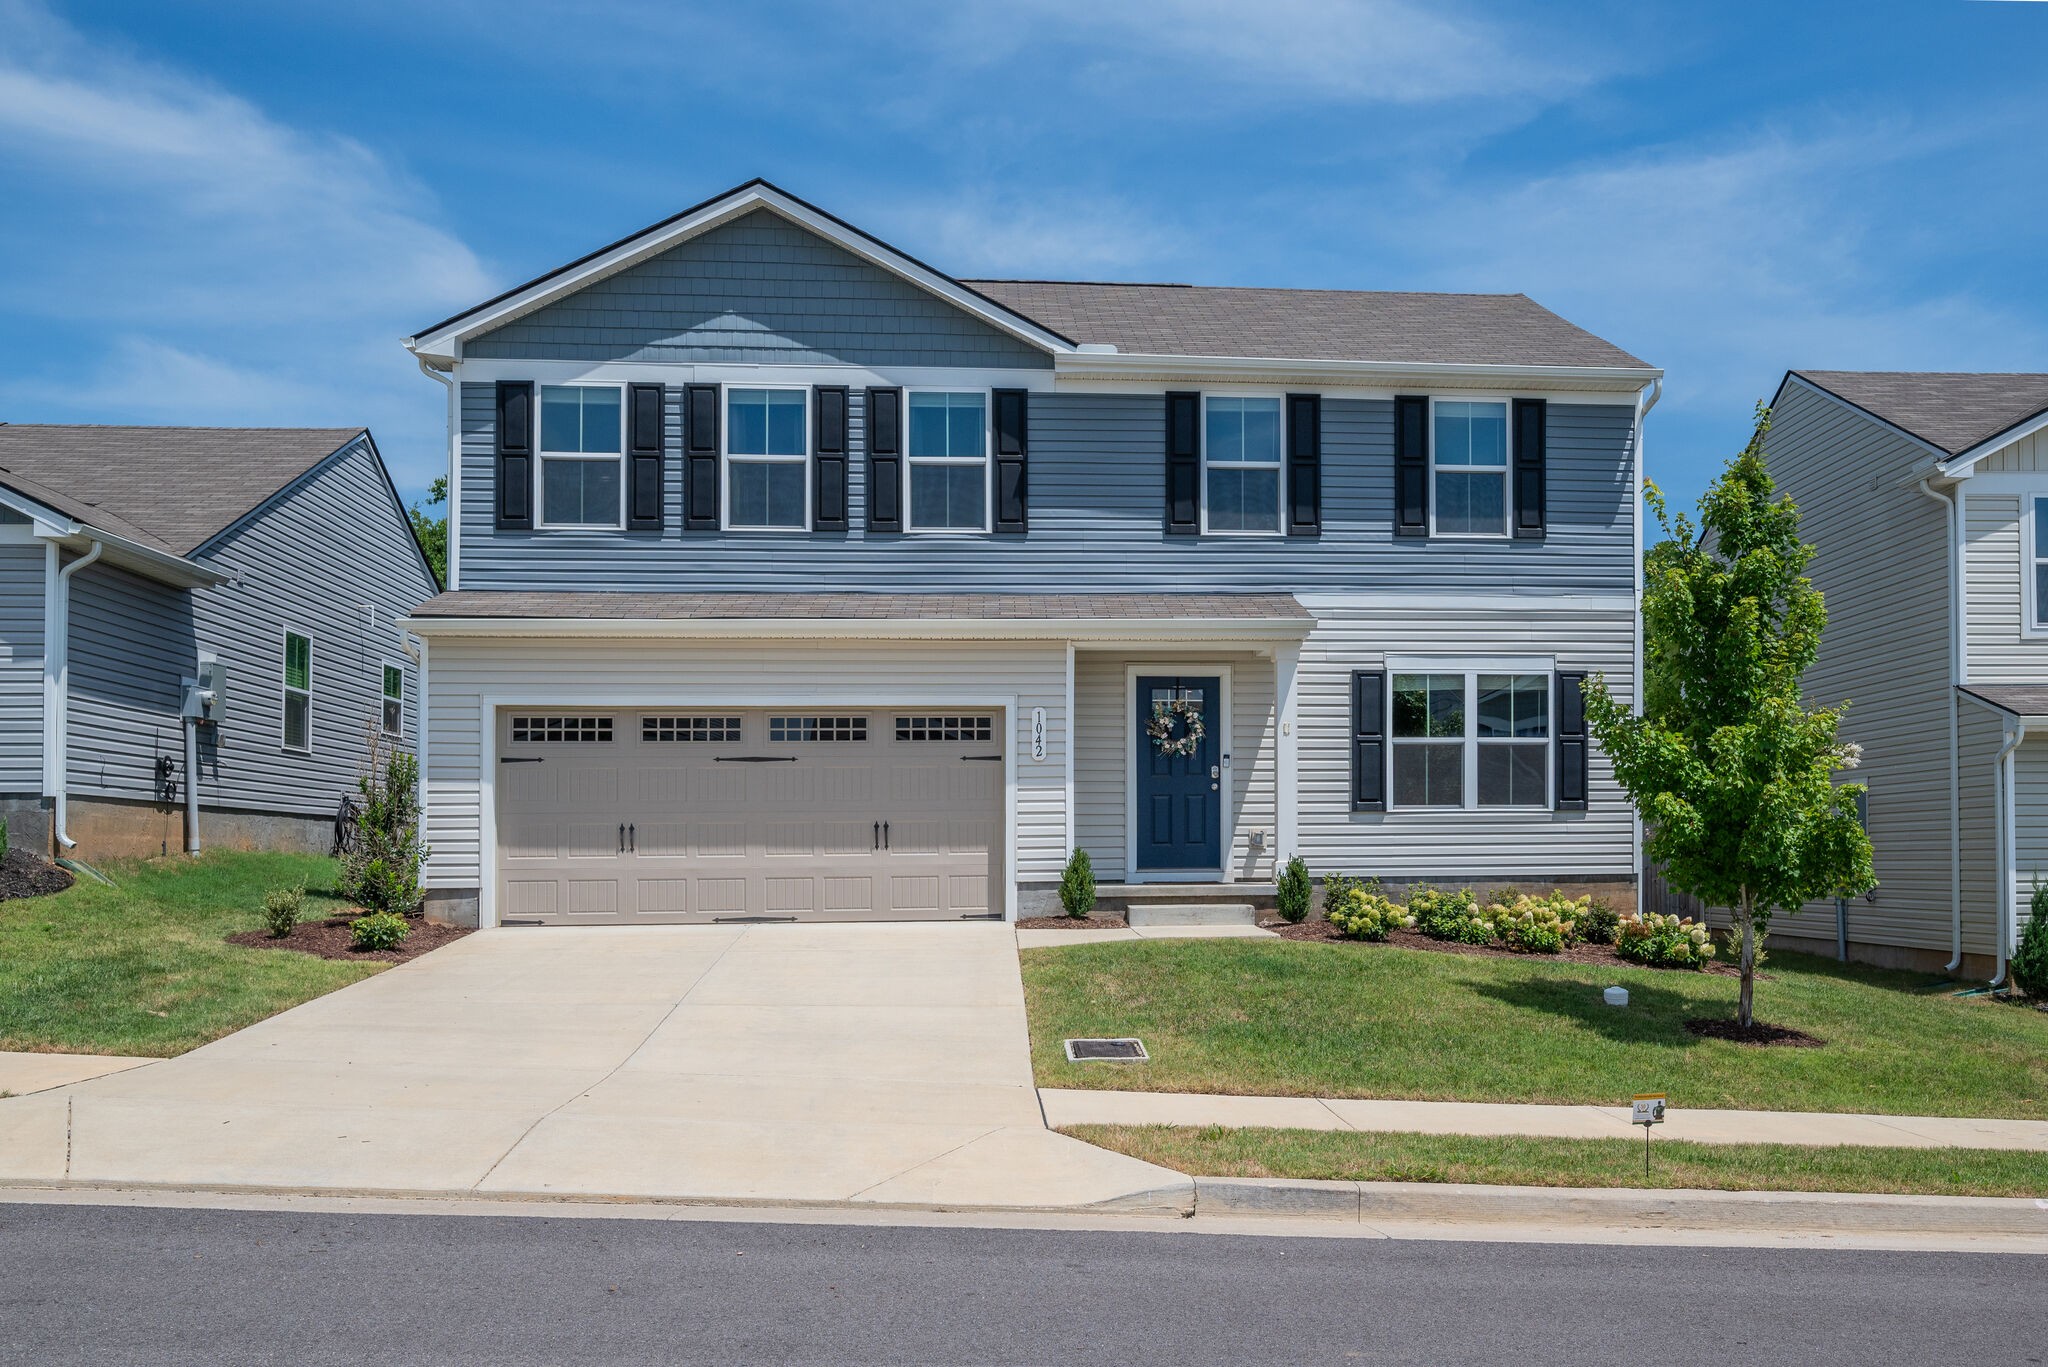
[872,190,1188,279]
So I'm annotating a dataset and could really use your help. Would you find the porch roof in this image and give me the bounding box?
[1958,683,2048,720]
[404,590,1313,643]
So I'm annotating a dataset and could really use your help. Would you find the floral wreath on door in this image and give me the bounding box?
[1146,696,1207,757]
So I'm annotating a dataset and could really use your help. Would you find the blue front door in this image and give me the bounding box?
[1134,675,1222,872]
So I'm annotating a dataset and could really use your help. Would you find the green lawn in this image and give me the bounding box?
[0,852,380,1057]
[1023,939,2048,1119]
[1065,1124,2048,1199]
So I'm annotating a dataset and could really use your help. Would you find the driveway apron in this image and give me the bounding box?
[0,924,1186,1212]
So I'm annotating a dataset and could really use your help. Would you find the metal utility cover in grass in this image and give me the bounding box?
[1065,1037,1148,1062]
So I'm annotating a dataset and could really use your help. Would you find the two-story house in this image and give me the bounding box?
[399,180,1657,929]
[1764,371,2048,982]
[0,426,439,860]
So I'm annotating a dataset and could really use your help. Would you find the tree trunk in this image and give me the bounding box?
[1737,887,1757,1029]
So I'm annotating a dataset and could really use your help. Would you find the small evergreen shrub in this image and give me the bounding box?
[1409,886,1491,944]
[2013,880,2048,998]
[260,886,304,939]
[0,815,9,862]
[349,911,410,952]
[1059,849,1096,920]
[1325,888,1412,941]
[1577,897,1622,945]
[1615,912,1716,969]
[1275,856,1311,924]
[338,735,427,916]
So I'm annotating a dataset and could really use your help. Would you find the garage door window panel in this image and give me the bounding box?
[770,715,868,742]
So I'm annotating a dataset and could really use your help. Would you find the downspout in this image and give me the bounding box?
[1916,477,1965,971]
[1992,719,2025,988]
[183,712,201,855]
[403,632,427,837]
[1631,378,1660,895]
[415,354,457,590]
[51,539,105,849]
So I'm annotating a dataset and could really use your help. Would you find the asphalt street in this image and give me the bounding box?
[2,1201,2042,1365]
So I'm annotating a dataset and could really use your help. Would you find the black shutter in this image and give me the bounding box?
[866,387,902,532]
[1351,671,1386,811]
[494,381,534,530]
[814,386,849,532]
[1165,391,1200,535]
[1394,394,1428,537]
[993,388,1028,534]
[1513,397,1547,540]
[1555,671,1588,811]
[1287,392,1321,537]
[626,383,665,531]
[684,384,719,530]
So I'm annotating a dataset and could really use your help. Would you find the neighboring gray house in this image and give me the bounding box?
[1765,371,2048,981]
[0,426,439,860]
[401,179,1658,929]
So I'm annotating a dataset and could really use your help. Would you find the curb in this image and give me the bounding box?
[1192,1177,2048,1237]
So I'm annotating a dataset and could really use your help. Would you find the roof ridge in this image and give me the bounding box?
[963,278,1528,299]
[0,423,366,434]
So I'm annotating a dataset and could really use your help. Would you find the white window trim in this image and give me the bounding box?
[1386,662,1552,811]
[536,382,627,531]
[1428,395,1513,541]
[281,626,313,755]
[902,387,992,535]
[721,384,812,533]
[1199,392,1285,538]
[380,658,407,740]
[2022,493,2048,640]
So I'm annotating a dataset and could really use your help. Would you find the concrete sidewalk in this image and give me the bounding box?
[0,925,1187,1213]
[1016,925,1277,948]
[0,1053,156,1097]
[1041,1088,2048,1151]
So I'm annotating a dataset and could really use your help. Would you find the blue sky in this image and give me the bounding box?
[2,0,2045,514]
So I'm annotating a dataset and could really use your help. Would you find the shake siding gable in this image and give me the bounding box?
[464,209,1052,370]
[456,392,1636,596]
[0,545,43,794]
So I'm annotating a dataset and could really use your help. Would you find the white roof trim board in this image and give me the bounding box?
[405,181,1078,365]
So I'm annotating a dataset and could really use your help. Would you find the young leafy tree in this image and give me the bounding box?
[1583,408,1874,1027]
[409,476,448,586]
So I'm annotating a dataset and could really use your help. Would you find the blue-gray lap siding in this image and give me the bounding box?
[464,209,1052,370]
[65,440,438,816]
[456,389,1635,595]
[0,544,45,795]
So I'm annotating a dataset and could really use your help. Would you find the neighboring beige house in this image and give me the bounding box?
[1765,370,2048,980]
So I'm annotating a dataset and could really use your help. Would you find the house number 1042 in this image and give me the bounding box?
[1030,707,1047,761]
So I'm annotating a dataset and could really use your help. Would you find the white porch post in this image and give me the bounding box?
[1275,641,1300,866]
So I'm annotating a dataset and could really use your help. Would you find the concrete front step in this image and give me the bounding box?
[1126,903,1259,928]
[1098,883,1276,902]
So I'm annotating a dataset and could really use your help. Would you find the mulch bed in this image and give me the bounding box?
[1684,1017,1824,1047]
[0,848,74,901]
[1016,913,1130,930]
[227,916,472,965]
[1259,917,1747,977]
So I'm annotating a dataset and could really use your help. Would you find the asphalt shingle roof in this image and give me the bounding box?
[0,425,366,556]
[1959,684,2048,719]
[1793,372,2048,458]
[410,591,1311,622]
[962,280,1651,370]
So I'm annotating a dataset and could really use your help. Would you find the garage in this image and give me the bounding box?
[494,707,1004,924]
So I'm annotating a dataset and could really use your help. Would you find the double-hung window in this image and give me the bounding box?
[906,391,988,532]
[725,387,808,530]
[1390,668,1550,808]
[282,630,312,753]
[1432,399,1509,536]
[2033,496,2048,629]
[538,385,623,528]
[381,663,405,739]
[1204,396,1282,534]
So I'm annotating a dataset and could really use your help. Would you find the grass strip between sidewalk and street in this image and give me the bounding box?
[0,852,376,1057]
[1064,1123,2048,1199]
[1023,938,2048,1118]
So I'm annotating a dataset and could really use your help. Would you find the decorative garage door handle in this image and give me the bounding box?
[628,823,636,852]
[499,756,544,764]
[961,754,1002,762]
[618,823,626,853]
[715,756,798,763]
[883,821,890,850]
[873,821,880,850]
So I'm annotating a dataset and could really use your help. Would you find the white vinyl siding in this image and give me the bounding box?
[0,543,45,794]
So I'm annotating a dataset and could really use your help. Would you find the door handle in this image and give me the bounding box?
[618,823,626,853]
[628,823,636,852]
[883,821,890,850]
[873,820,880,851]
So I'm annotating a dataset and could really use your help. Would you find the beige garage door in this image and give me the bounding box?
[495,708,1003,924]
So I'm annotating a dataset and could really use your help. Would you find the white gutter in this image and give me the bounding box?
[50,539,104,850]
[400,614,1317,644]
[415,354,459,591]
[1993,718,2026,988]
[1916,477,1966,971]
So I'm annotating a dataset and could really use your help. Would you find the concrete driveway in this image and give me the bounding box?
[0,924,1186,1212]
